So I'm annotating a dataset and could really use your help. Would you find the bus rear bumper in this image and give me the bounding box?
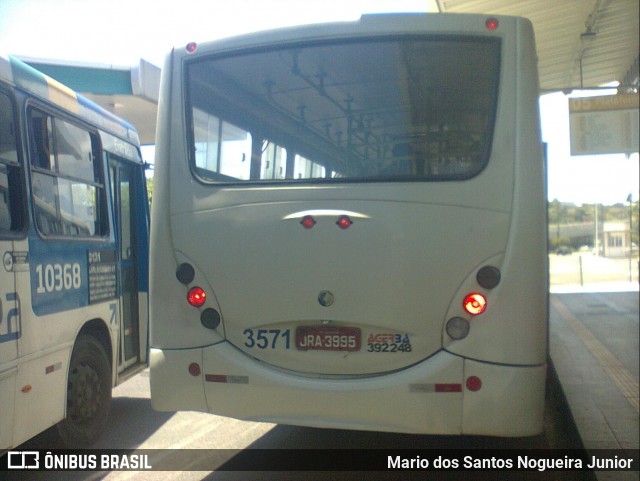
[462,358,546,436]
[150,344,546,436]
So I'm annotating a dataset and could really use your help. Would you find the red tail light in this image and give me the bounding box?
[336,215,353,229]
[463,293,487,315]
[466,376,482,391]
[301,215,316,229]
[187,287,206,307]
[188,363,201,376]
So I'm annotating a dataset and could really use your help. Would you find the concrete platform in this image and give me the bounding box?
[549,286,639,481]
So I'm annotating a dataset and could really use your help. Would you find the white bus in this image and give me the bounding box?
[150,13,548,437]
[0,56,149,448]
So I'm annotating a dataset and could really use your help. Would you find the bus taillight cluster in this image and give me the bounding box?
[177,263,221,330]
[445,265,501,341]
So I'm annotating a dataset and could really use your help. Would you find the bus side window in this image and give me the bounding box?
[192,109,253,181]
[31,113,54,170]
[29,109,106,238]
[0,90,24,233]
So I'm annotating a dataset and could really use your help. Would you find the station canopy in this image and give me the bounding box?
[23,0,639,146]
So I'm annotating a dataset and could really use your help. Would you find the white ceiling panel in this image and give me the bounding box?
[438,0,639,91]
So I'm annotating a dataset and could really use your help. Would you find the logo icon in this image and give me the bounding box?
[318,290,334,307]
[8,451,39,469]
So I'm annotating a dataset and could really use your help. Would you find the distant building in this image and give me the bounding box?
[603,221,631,258]
[548,221,634,257]
[548,222,595,249]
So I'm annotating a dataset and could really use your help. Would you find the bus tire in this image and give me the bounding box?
[57,335,112,447]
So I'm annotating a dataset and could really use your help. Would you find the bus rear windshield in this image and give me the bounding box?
[186,36,500,183]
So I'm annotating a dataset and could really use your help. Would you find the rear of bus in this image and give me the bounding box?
[150,13,547,436]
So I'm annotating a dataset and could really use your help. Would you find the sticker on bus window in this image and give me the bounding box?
[88,249,117,304]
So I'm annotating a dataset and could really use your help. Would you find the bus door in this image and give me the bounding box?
[110,158,140,371]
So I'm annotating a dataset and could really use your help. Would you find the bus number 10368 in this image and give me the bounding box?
[35,263,82,294]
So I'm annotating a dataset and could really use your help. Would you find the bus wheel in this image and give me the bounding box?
[57,335,111,447]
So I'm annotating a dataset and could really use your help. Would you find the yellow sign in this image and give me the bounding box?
[569,93,639,112]
[569,93,639,155]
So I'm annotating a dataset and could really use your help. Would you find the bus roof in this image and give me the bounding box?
[172,12,528,61]
[0,55,140,146]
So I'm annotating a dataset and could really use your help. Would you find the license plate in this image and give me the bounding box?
[295,326,361,352]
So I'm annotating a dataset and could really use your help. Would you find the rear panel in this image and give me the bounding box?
[150,14,546,435]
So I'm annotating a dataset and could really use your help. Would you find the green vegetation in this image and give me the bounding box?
[146,177,153,205]
[548,200,637,225]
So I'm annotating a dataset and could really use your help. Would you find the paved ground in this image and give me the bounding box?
[550,291,639,481]
[550,253,639,292]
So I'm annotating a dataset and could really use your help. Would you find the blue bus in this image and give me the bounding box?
[0,55,149,448]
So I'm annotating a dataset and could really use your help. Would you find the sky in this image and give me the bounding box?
[1,0,638,205]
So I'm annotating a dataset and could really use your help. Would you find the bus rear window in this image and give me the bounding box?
[187,36,500,183]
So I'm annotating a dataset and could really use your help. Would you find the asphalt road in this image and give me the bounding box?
[5,342,590,481]
[4,376,588,481]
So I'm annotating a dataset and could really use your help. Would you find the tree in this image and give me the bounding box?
[146,177,153,206]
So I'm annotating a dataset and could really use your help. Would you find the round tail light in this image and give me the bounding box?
[463,293,487,316]
[466,376,482,391]
[187,287,206,307]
